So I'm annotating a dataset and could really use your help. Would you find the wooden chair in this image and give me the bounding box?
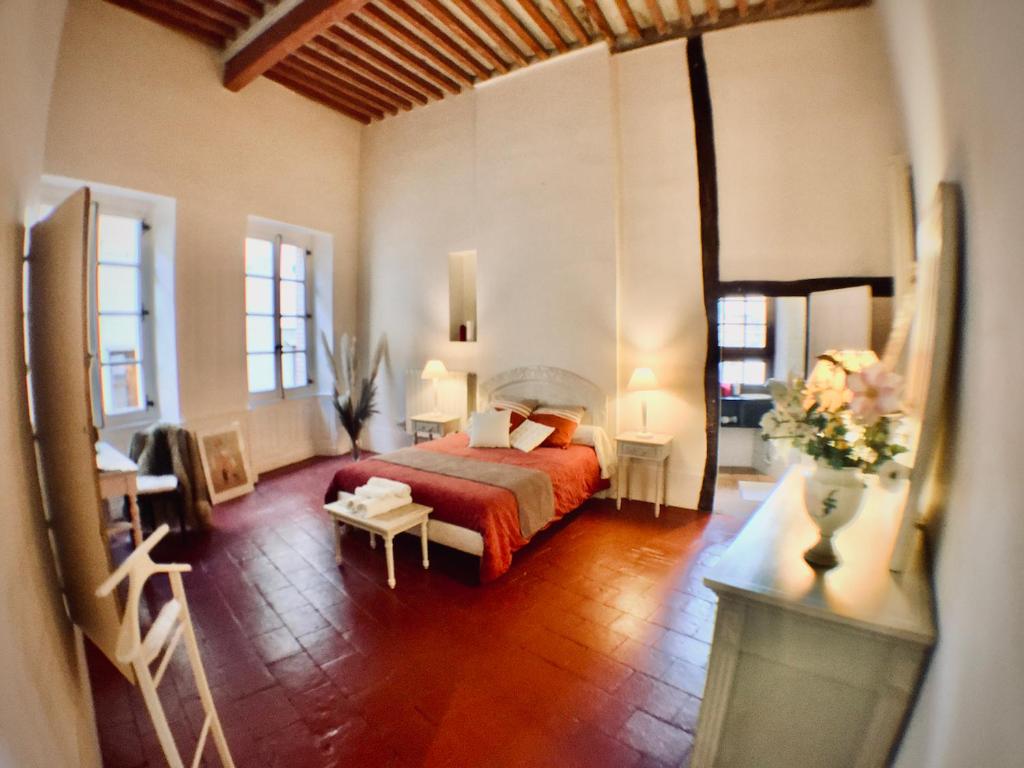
[95,525,235,768]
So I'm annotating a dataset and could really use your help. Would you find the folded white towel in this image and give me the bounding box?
[354,494,413,518]
[366,477,413,496]
[354,484,401,500]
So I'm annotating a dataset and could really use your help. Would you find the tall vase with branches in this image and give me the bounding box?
[321,332,385,461]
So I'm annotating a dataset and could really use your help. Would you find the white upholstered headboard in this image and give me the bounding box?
[478,366,611,434]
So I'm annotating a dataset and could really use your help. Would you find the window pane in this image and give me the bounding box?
[744,324,767,348]
[722,298,745,323]
[246,316,275,353]
[246,276,274,315]
[99,315,142,363]
[282,352,307,389]
[245,238,274,277]
[102,363,144,413]
[98,264,140,313]
[279,279,306,317]
[720,360,744,385]
[744,296,767,323]
[280,244,305,281]
[247,353,277,393]
[280,317,306,352]
[720,324,744,348]
[98,215,141,265]
[742,360,767,386]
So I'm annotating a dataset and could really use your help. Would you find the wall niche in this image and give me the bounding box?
[448,250,477,342]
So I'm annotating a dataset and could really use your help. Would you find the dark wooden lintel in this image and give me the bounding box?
[718,276,894,298]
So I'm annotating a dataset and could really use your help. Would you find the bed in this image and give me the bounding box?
[324,366,613,581]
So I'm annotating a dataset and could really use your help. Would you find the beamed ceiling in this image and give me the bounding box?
[106,0,870,123]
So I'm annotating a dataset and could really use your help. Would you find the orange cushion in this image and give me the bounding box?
[531,406,586,449]
[490,398,537,431]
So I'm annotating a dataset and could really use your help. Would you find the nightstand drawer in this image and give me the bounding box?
[618,441,665,460]
[412,421,443,436]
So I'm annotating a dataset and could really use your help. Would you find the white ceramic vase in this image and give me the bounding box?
[802,464,867,568]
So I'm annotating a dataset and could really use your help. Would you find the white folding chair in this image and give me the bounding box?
[96,524,235,768]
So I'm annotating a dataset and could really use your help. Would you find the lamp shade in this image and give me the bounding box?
[627,367,658,392]
[421,359,448,380]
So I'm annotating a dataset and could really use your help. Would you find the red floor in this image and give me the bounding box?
[89,456,741,767]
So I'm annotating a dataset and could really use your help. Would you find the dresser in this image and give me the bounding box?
[692,467,934,768]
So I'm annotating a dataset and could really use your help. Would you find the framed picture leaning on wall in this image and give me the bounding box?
[197,422,255,504]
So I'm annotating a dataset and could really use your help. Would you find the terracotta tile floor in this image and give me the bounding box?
[89,456,743,767]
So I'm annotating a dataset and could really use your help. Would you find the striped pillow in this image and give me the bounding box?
[490,398,538,430]
[531,405,586,449]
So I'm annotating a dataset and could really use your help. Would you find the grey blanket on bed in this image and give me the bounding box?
[376,448,555,538]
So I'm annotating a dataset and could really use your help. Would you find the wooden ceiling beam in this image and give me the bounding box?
[704,0,720,23]
[326,26,446,99]
[309,35,430,104]
[736,0,749,17]
[614,0,870,53]
[276,59,387,116]
[279,57,397,114]
[344,16,463,94]
[580,0,614,43]
[210,0,264,17]
[363,5,475,86]
[515,0,569,53]
[643,0,667,34]
[447,0,528,67]
[291,47,414,109]
[224,0,372,91]
[383,0,493,79]
[110,0,234,40]
[612,0,642,40]
[478,0,548,59]
[549,0,589,46]
[417,0,510,74]
[675,0,693,28]
[265,67,374,122]
[171,0,248,29]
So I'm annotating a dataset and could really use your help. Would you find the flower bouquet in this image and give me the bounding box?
[760,351,908,567]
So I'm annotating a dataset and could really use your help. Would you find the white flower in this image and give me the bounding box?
[847,363,902,422]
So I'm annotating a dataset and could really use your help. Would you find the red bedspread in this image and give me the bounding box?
[324,433,607,581]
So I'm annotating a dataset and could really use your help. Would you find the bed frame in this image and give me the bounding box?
[408,365,611,557]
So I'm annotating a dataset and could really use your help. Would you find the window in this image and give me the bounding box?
[95,211,155,420]
[718,295,773,389]
[246,235,313,396]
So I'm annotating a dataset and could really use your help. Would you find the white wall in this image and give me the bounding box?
[615,41,708,506]
[44,0,362,473]
[358,15,901,510]
[0,0,101,765]
[359,44,709,508]
[877,1,1024,765]
[706,8,904,281]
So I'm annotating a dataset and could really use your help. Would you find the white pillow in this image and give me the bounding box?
[468,409,511,448]
[510,419,556,453]
[571,425,617,480]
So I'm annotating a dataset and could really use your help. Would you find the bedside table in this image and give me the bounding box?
[409,412,459,444]
[616,432,673,518]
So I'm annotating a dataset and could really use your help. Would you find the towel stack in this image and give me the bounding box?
[338,477,413,518]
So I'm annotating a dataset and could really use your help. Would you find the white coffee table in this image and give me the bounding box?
[323,498,432,589]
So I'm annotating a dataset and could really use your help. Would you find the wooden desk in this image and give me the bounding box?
[692,466,934,768]
[95,441,143,547]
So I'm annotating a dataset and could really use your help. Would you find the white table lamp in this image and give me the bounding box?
[628,367,658,437]
[421,359,448,414]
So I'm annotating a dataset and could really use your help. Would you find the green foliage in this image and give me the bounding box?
[760,375,907,474]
